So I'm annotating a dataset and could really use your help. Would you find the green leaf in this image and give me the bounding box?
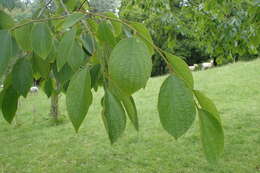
[62,80,70,93]
[108,37,152,95]
[31,23,53,59]
[194,90,221,122]
[64,0,80,10]
[90,64,102,91]
[0,90,5,110]
[57,29,76,70]
[158,75,196,139]
[12,58,33,97]
[0,0,15,9]
[0,30,18,78]
[14,23,33,51]
[1,86,19,123]
[67,41,85,71]
[198,109,224,163]
[0,10,15,29]
[66,68,92,132]
[61,12,84,30]
[123,26,132,38]
[107,80,126,101]
[104,12,122,37]
[165,52,194,89]
[130,22,154,56]
[97,22,116,47]
[102,89,126,144]
[42,78,53,98]
[81,33,96,55]
[87,18,98,33]
[53,63,74,85]
[46,39,58,63]
[122,96,139,131]
[31,54,50,79]
[3,72,12,89]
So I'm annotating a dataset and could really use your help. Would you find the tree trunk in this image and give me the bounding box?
[49,79,61,122]
[50,92,59,122]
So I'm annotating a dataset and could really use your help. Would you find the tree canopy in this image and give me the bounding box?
[120,0,259,75]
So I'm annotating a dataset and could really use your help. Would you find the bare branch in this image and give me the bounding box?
[78,0,89,10]
[10,16,66,31]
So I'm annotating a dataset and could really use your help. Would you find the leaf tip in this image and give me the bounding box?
[4,117,14,124]
[109,138,115,145]
[72,124,80,133]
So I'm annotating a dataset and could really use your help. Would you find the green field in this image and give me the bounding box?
[0,59,260,173]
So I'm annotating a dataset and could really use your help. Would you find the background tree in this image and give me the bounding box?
[120,0,259,75]
[89,0,121,13]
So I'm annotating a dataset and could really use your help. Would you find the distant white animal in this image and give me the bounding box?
[189,64,199,71]
[202,60,214,70]
[30,86,39,93]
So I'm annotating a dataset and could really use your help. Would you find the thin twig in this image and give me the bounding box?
[78,0,88,10]
[10,16,66,31]
[59,0,94,41]
[78,10,173,71]
[37,0,54,18]
[10,7,174,72]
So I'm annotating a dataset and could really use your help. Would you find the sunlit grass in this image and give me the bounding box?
[0,59,260,173]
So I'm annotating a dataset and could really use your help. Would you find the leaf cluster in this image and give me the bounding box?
[0,1,224,162]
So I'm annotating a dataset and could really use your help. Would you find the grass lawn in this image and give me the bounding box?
[0,59,260,173]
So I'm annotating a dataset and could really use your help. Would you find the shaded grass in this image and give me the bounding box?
[0,59,260,173]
